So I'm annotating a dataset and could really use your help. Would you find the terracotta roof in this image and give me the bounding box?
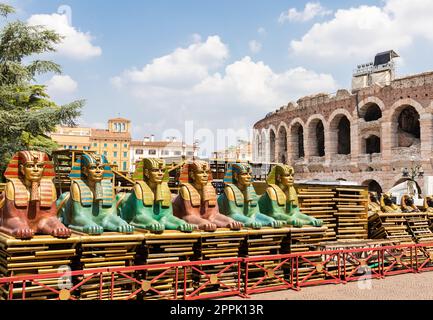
[90,129,131,140]
[130,140,144,147]
[108,118,130,122]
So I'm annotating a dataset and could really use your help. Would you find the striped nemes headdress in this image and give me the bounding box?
[179,161,216,206]
[4,151,55,208]
[266,164,296,206]
[133,158,171,207]
[70,153,114,207]
[223,163,252,184]
[266,164,294,185]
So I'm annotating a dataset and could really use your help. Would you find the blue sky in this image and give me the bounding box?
[5,0,433,154]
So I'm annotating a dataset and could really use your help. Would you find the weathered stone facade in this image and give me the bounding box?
[253,71,433,194]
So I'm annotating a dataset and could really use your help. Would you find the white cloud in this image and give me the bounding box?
[279,2,332,23]
[27,13,101,60]
[113,35,228,89]
[249,40,262,54]
[112,36,338,139]
[46,75,78,96]
[257,27,266,36]
[290,0,433,61]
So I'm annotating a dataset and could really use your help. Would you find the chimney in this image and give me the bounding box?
[150,134,155,142]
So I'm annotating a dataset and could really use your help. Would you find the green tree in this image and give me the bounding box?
[0,3,83,179]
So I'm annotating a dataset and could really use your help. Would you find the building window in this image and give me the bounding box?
[124,144,128,148]
[136,149,143,155]
[162,150,170,156]
[104,143,107,148]
[69,145,72,149]
[123,162,127,171]
[174,151,181,156]
[124,152,127,157]
[114,151,118,157]
[187,151,193,156]
[94,143,97,147]
[103,151,107,156]
[114,144,117,148]
[148,150,156,155]
[64,145,67,149]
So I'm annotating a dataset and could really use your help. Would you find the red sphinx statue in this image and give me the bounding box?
[0,151,71,239]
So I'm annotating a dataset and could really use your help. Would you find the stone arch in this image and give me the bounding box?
[268,126,277,163]
[254,130,262,162]
[276,123,289,164]
[393,177,422,195]
[306,115,327,157]
[261,129,269,162]
[355,96,386,119]
[328,110,353,156]
[362,179,383,195]
[289,119,305,160]
[387,100,422,148]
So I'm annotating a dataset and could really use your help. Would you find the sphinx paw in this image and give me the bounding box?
[200,223,217,232]
[178,224,195,233]
[83,225,104,235]
[148,223,164,233]
[228,221,243,230]
[117,224,134,234]
[13,228,34,239]
[312,219,323,227]
[271,220,284,228]
[52,227,71,238]
[246,222,262,229]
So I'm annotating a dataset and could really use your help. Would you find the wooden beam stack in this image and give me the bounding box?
[405,214,433,244]
[74,232,144,300]
[368,213,414,244]
[296,185,337,241]
[136,230,200,300]
[0,233,79,300]
[334,188,369,240]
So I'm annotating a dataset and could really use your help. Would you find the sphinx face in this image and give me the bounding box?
[278,172,294,187]
[405,197,414,206]
[235,171,252,188]
[20,161,45,183]
[427,199,433,207]
[85,163,104,183]
[146,168,164,184]
[191,168,209,187]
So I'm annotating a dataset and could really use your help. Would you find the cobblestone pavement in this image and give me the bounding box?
[222,272,433,300]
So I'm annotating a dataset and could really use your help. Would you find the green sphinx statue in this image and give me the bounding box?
[217,163,284,229]
[57,153,134,235]
[258,164,323,227]
[118,158,196,233]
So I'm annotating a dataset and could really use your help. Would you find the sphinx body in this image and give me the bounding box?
[0,151,70,239]
[258,165,323,227]
[217,163,284,229]
[380,193,402,213]
[423,196,433,213]
[172,161,243,232]
[368,192,382,216]
[57,153,134,235]
[401,194,420,213]
[118,158,195,233]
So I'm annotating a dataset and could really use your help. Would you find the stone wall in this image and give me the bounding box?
[253,71,433,193]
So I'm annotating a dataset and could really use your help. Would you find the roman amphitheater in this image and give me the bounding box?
[253,51,433,195]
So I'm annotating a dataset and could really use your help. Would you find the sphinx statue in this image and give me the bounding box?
[368,192,382,216]
[118,158,196,233]
[0,151,70,239]
[258,164,323,227]
[380,193,401,213]
[400,194,420,213]
[423,196,433,213]
[217,163,284,229]
[57,153,134,235]
[172,161,243,231]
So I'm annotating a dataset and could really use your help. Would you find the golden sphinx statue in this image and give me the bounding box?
[400,194,420,213]
[380,193,401,213]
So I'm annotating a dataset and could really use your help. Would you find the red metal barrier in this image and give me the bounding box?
[381,244,416,276]
[1,242,433,300]
[243,254,295,295]
[295,250,343,288]
[342,247,382,281]
[415,243,433,272]
[183,258,243,300]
